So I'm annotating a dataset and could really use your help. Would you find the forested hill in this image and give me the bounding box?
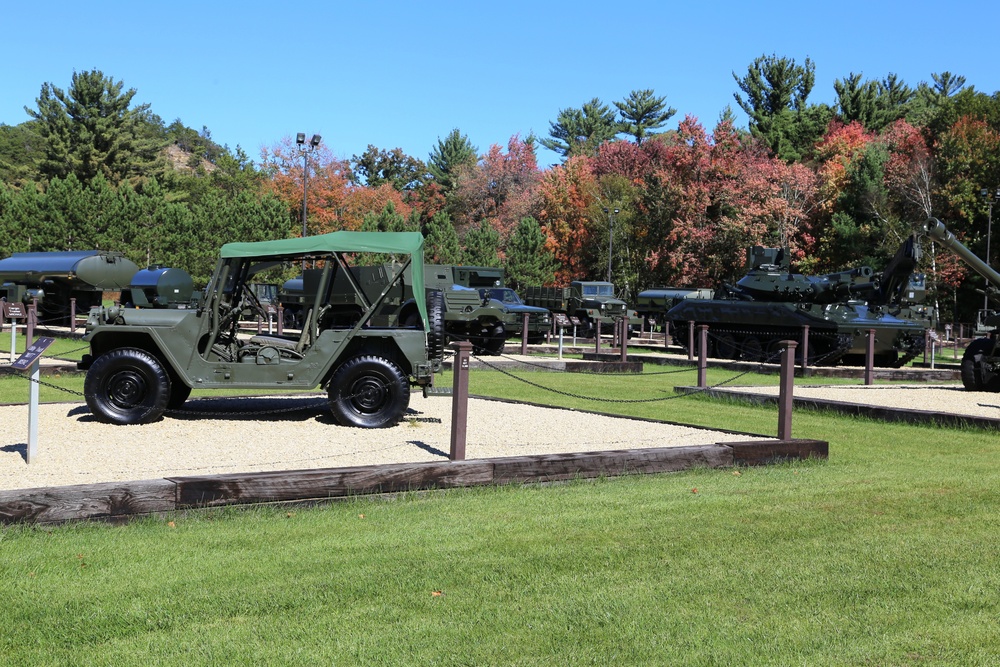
[1,63,999,320]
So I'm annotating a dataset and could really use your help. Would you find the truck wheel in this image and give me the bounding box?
[85,348,170,425]
[961,338,1000,391]
[426,290,445,360]
[482,323,506,355]
[328,356,410,428]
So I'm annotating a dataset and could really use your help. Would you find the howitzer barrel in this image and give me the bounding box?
[923,217,1000,290]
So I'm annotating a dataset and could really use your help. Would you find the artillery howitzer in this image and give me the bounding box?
[79,232,443,428]
[922,217,1000,391]
[665,240,932,367]
[0,250,139,326]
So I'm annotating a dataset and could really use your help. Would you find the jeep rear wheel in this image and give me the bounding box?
[328,355,410,428]
[85,348,170,425]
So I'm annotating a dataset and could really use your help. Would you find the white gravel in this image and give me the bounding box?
[0,394,758,492]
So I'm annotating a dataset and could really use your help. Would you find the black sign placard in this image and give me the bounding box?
[2,301,26,319]
[553,313,572,327]
[12,337,55,370]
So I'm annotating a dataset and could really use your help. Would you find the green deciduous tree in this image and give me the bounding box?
[350,145,428,191]
[25,69,160,185]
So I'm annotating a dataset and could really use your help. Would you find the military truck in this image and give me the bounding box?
[0,250,140,326]
[78,232,443,428]
[523,281,629,337]
[477,286,552,343]
[280,263,514,355]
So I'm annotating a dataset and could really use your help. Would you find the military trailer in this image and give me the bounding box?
[0,250,140,326]
[523,281,629,337]
[79,232,443,428]
[634,287,714,328]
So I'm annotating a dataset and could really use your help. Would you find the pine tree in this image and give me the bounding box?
[614,89,676,144]
[504,217,557,290]
[541,98,620,159]
[462,220,501,266]
[423,211,463,264]
[25,69,160,184]
[428,129,477,194]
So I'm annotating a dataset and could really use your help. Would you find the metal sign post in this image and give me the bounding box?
[13,336,55,464]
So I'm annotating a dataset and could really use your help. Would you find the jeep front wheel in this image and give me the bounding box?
[328,355,410,428]
[85,348,170,425]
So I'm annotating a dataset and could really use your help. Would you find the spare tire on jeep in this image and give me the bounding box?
[426,289,445,360]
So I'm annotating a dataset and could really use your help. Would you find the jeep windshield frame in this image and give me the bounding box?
[219,232,428,325]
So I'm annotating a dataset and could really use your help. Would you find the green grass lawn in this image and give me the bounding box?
[1,352,998,665]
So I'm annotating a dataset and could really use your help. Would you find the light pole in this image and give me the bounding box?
[981,187,1000,310]
[604,207,619,282]
[296,133,322,240]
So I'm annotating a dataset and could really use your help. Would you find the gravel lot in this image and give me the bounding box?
[0,394,759,492]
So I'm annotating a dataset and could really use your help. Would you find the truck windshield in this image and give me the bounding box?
[583,284,614,297]
[481,288,523,304]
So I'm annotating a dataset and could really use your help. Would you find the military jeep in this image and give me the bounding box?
[78,232,443,428]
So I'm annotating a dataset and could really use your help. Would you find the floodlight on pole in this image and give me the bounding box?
[296,133,322,241]
[604,207,619,282]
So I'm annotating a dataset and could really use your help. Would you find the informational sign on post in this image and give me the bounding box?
[4,300,26,364]
[13,336,55,464]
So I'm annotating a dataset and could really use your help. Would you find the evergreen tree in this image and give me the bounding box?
[25,69,161,184]
[733,54,832,161]
[541,98,620,159]
[614,89,676,144]
[835,72,913,132]
[462,219,501,266]
[504,217,557,290]
[428,129,477,194]
[423,211,463,264]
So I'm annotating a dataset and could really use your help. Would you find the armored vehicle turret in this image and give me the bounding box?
[665,239,932,367]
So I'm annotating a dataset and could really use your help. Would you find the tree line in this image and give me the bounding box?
[2,61,1000,320]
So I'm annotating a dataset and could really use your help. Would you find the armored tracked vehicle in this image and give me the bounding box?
[79,232,443,428]
[665,241,932,367]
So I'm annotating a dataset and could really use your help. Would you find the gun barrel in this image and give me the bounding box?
[923,217,1000,290]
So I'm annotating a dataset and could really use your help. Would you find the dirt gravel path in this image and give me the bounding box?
[0,394,759,491]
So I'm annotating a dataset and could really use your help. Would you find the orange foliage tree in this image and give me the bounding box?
[260,137,352,235]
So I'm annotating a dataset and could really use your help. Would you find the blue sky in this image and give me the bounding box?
[3,1,999,169]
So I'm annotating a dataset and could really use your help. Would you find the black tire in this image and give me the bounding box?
[482,323,506,355]
[742,336,764,362]
[85,348,170,425]
[426,290,445,360]
[715,333,738,359]
[328,355,410,428]
[961,337,1000,391]
[167,383,192,410]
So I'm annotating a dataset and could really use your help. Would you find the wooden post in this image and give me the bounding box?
[27,301,35,346]
[70,297,77,333]
[521,313,529,355]
[697,324,708,388]
[595,320,602,355]
[619,317,628,362]
[688,321,695,362]
[664,320,670,351]
[449,341,472,461]
[800,324,810,372]
[778,340,798,440]
[865,329,875,385]
[277,304,284,335]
